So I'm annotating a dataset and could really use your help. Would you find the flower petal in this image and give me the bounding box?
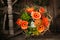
[16,19,22,26]
[37,25,45,33]
[26,7,34,13]
[31,11,41,19]
[21,21,28,30]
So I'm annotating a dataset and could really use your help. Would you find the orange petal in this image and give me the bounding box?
[21,26,28,30]
[42,17,49,27]
[26,7,34,13]
[39,7,45,14]
[31,11,41,19]
[34,19,42,27]
[37,25,45,33]
[16,19,22,26]
[21,21,28,30]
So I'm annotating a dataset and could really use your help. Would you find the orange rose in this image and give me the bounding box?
[31,11,41,19]
[26,7,34,13]
[37,25,45,33]
[16,19,22,26]
[34,19,42,27]
[21,21,28,30]
[42,17,49,27]
[39,7,45,14]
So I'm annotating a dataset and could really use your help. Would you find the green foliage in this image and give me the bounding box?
[21,12,30,21]
[26,27,39,36]
[32,31,39,35]
[26,30,32,36]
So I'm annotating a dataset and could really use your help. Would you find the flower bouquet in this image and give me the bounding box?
[16,6,52,36]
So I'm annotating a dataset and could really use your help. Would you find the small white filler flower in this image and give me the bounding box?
[30,21,36,28]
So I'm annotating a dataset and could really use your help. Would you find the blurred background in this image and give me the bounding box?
[0,0,60,40]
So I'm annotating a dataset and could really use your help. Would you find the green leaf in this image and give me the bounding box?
[32,31,39,35]
[25,30,32,36]
[28,26,33,31]
[21,12,30,21]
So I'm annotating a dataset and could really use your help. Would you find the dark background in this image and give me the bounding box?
[0,0,60,40]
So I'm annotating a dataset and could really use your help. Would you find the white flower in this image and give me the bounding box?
[30,21,36,28]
